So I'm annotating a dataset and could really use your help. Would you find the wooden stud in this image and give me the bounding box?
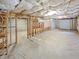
[15,17,18,44]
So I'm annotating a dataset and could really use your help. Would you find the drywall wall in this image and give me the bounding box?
[38,18,51,30]
[43,20,51,29]
[17,19,27,44]
[57,20,71,29]
[51,18,77,30]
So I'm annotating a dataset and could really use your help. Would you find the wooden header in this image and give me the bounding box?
[0,12,39,20]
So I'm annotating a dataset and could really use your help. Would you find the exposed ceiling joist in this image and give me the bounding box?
[15,0,22,8]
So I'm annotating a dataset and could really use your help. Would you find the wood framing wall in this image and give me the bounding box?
[0,12,8,55]
[0,12,51,56]
[27,16,45,38]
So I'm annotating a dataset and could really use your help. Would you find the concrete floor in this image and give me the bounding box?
[1,30,79,59]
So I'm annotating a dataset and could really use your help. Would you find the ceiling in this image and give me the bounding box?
[0,0,79,18]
